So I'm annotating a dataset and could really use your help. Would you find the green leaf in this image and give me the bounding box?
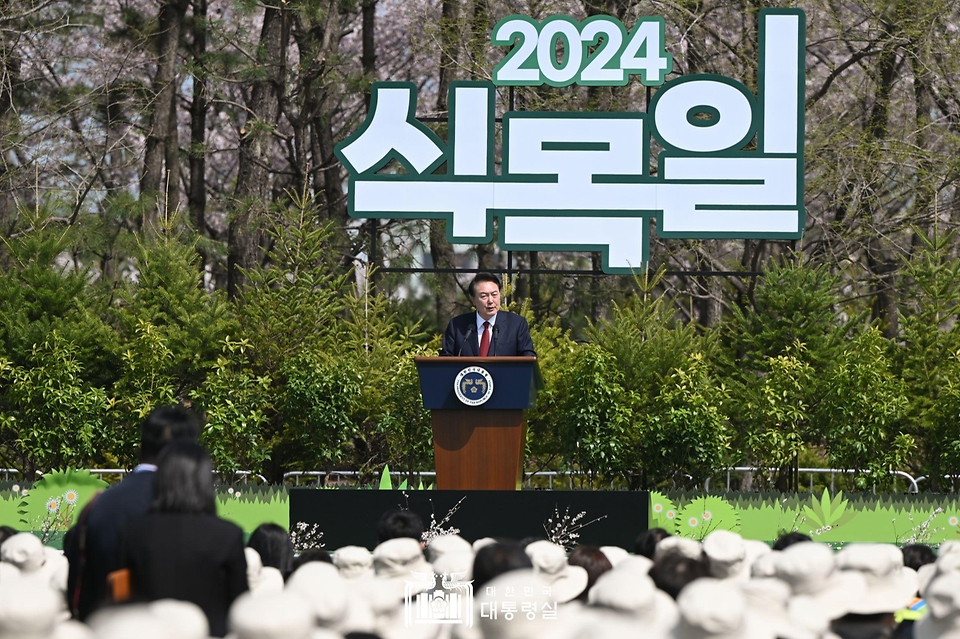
[379,465,393,490]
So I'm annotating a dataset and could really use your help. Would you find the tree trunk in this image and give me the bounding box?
[188,0,208,236]
[228,5,286,296]
[468,0,487,79]
[863,27,900,338]
[295,1,349,245]
[361,0,377,111]
[0,22,21,230]
[140,0,189,230]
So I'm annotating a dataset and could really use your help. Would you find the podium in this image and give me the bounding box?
[415,357,543,490]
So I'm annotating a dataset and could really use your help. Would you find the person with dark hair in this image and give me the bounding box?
[440,273,536,357]
[291,548,333,574]
[119,441,247,637]
[376,509,424,544]
[648,550,711,600]
[901,543,936,573]
[772,531,812,551]
[64,404,201,620]
[472,541,533,590]
[0,525,17,547]
[634,527,671,559]
[247,523,294,576]
[567,545,613,602]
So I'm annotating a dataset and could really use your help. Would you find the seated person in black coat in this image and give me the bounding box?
[440,273,536,357]
[119,441,248,637]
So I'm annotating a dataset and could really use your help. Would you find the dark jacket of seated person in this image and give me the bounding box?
[119,441,247,637]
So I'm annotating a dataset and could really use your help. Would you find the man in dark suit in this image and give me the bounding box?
[441,273,536,357]
[64,405,201,620]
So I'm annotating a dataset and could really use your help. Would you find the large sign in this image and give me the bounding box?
[334,9,805,273]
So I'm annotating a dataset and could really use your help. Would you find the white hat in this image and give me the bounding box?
[555,607,668,639]
[229,591,313,639]
[0,578,63,639]
[743,540,772,569]
[0,561,21,582]
[431,552,473,582]
[245,548,284,596]
[0,533,45,573]
[598,546,630,568]
[588,568,678,634]
[614,555,653,575]
[149,600,210,639]
[525,541,589,603]
[88,606,173,639]
[656,536,703,561]
[36,547,69,593]
[373,538,433,579]
[472,538,496,553]
[333,546,374,580]
[835,543,918,614]
[477,568,557,639]
[750,552,778,579]
[424,535,472,563]
[287,560,376,636]
[286,561,349,629]
[372,538,434,601]
[51,620,94,639]
[771,542,866,620]
[915,572,960,639]
[702,531,749,582]
[918,550,960,597]
[739,578,830,639]
[937,540,960,558]
[672,577,776,639]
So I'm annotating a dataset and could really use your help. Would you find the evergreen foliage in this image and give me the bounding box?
[3,207,960,490]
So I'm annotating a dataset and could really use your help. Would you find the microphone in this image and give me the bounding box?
[491,324,500,356]
[457,323,476,357]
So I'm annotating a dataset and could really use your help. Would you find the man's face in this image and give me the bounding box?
[471,281,501,321]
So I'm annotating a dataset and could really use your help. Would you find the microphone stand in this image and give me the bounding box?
[457,324,476,357]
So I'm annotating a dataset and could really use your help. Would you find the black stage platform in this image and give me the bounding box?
[289,490,648,550]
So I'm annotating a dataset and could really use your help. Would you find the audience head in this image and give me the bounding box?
[247,523,294,574]
[332,546,374,580]
[525,540,589,603]
[152,440,216,515]
[648,549,711,600]
[702,530,749,581]
[901,543,936,572]
[0,532,45,573]
[568,545,613,602]
[0,579,62,639]
[375,509,424,544]
[291,548,333,573]
[635,527,671,559]
[472,541,533,590]
[0,525,17,547]
[139,404,201,463]
[228,591,313,639]
[772,531,811,551]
